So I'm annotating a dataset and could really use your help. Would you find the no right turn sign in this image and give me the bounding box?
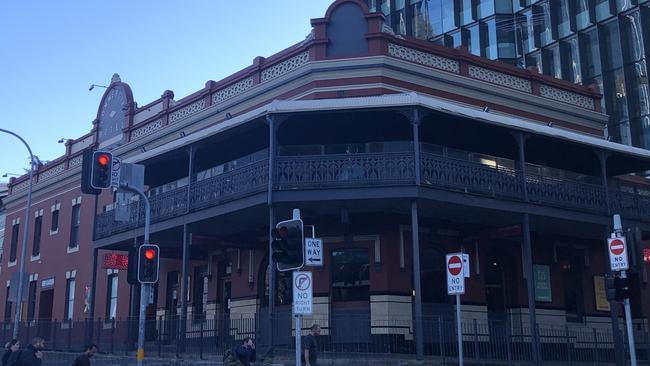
[446,253,465,295]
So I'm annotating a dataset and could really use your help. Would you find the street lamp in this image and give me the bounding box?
[2,173,20,178]
[0,128,35,339]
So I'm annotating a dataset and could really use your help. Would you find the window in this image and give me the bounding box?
[459,0,474,25]
[542,46,562,79]
[69,204,80,248]
[595,0,613,21]
[411,0,436,39]
[561,38,583,83]
[4,286,12,322]
[32,216,42,257]
[106,274,118,319]
[579,29,602,79]
[551,0,571,39]
[192,268,208,319]
[51,208,59,232]
[464,23,481,56]
[521,9,537,53]
[9,223,19,263]
[64,279,75,320]
[574,0,593,30]
[27,281,36,321]
[475,0,495,19]
[420,245,448,303]
[331,248,370,302]
[533,2,554,48]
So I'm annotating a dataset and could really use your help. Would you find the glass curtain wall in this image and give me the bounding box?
[364,0,650,148]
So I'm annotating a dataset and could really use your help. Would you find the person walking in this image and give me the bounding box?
[72,344,97,366]
[1,340,20,366]
[17,337,44,366]
[234,337,256,366]
[302,324,320,366]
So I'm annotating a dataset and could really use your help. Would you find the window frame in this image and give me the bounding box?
[69,204,81,249]
[32,216,42,257]
[9,223,19,263]
[50,208,59,233]
[106,274,118,320]
[26,280,37,321]
[64,278,75,321]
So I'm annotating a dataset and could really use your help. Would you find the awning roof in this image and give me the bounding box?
[126,92,650,164]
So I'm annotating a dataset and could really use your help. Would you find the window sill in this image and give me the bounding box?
[49,230,59,236]
[67,246,79,254]
[8,261,16,268]
[61,320,73,329]
[30,255,41,262]
[103,320,116,329]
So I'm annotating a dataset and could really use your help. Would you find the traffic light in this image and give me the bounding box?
[81,149,100,195]
[605,274,631,301]
[127,246,138,285]
[91,151,113,189]
[271,218,304,271]
[138,244,160,284]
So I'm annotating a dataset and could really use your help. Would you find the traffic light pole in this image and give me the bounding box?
[622,270,637,366]
[120,183,150,366]
[613,216,637,366]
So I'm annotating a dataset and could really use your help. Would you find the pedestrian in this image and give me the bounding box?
[1,340,20,366]
[72,344,97,366]
[302,324,320,366]
[234,337,256,366]
[17,337,44,366]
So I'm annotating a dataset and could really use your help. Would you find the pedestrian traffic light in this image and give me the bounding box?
[138,244,160,284]
[271,218,304,271]
[91,151,113,189]
[605,274,631,302]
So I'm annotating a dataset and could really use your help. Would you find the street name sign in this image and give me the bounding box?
[305,238,323,266]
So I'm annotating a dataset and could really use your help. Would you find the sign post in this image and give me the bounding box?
[610,214,637,366]
[447,253,465,366]
[291,209,306,366]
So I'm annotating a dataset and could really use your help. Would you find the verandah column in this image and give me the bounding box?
[515,132,540,366]
[410,107,424,360]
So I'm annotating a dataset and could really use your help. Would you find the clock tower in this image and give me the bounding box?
[95,74,134,148]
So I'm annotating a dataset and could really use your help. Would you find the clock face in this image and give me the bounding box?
[98,86,128,143]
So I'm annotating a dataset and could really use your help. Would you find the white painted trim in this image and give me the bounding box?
[8,261,16,268]
[123,93,647,166]
[67,245,79,254]
[30,255,40,262]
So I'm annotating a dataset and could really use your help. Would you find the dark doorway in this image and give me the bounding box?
[330,247,371,345]
[165,271,179,343]
[38,289,54,341]
[420,240,452,345]
[558,247,585,322]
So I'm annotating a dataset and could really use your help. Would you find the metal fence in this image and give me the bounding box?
[4,313,650,364]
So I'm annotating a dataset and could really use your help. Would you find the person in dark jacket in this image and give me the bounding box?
[17,337,44,366]
[1,340,20,366]
[234,337,256,366]
[72,344,97,366]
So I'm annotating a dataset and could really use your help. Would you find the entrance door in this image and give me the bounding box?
[330,247,371,346]
[165,272,179,343]
[37,290,54,340]
[485,248,511,355]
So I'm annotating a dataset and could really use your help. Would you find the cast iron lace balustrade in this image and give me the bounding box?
[420,152,522,200]
[94,151,650,240]
[190,160,268,210]
[526,172,607,214]
[274,153,415,189]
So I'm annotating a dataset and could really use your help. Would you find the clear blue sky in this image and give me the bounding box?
[0,0,334,183]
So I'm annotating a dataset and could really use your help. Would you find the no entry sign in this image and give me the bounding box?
[446,253,465,295]
[608,237,629,271]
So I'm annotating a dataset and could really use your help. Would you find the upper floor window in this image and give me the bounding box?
[9,223,19,263]
[32,216,42,257]
[51,206,59,233]
[69,204,81,248]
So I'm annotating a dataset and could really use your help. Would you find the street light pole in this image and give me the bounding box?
[0,128,35,339]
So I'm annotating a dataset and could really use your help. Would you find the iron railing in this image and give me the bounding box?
[95,152,650,240]
[4,314,650,365]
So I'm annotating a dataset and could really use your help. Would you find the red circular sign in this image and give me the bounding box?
[448,255,463,276]
[610,239,625,256]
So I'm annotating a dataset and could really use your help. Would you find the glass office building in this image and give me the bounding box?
[366,0,650,148]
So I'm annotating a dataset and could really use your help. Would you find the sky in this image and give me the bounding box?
[0,0,334,183]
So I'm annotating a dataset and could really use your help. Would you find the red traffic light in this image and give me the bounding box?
[279,226,289,238]
[97,153,110,166]
[644,248,650,264]
[144,248,156,260]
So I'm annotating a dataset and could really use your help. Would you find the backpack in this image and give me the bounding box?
[222,349,243,366]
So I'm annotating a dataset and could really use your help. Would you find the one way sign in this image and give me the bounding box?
[305,238,323,266]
